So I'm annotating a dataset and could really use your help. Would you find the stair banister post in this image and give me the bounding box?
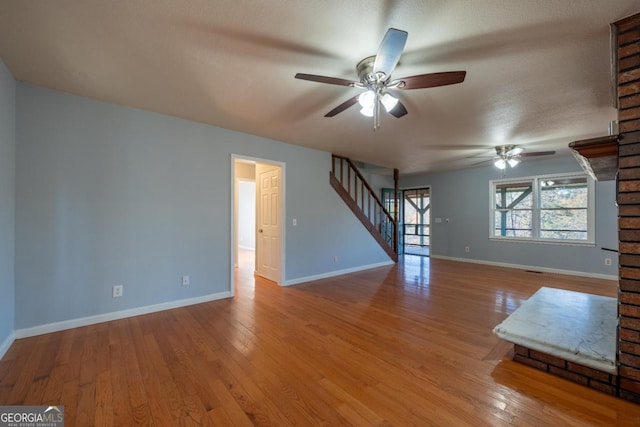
[393,168,399,253]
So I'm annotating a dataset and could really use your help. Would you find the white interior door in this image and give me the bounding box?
[256,163,282,283]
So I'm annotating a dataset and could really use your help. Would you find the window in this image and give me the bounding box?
[490,173,594,244]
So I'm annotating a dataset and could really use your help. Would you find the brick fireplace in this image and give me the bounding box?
[616,11,640,403]
[500,12,640,404]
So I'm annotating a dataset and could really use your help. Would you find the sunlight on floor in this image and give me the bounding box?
[236,248,256,295]
[400,254,431,288]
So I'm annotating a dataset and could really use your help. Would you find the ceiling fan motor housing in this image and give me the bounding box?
[356,56,378,84]
[496,145,517,156]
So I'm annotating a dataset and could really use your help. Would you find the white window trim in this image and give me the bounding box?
[489,172,595,246]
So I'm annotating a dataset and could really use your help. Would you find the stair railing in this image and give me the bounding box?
[330,155,398,261]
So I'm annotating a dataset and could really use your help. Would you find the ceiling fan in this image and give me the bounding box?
[473,145,556,169]
[294,28,466,130]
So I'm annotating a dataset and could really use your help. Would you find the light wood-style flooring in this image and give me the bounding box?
[2,251,640,426]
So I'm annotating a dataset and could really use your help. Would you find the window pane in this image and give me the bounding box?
[540,230,587,240]
[494,181,533,237]
[540,208,587,240]
[494,210,533,237]
[539,176,588,241]
[495,182,533,209]
[540,177,587,209]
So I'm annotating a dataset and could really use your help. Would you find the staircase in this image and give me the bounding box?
[330,155,398,262]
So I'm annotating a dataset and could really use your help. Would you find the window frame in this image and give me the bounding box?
[489,172,595,245]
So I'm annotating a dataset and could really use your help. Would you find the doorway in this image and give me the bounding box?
[403,187,431,256]
[231,156,284,295]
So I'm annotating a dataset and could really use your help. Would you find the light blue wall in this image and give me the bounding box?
[15,83,388,330]
[0,60,16,351]
[400,156,618,277]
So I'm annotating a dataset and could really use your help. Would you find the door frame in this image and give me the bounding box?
[230,154,286,295]
[400,185,432,256]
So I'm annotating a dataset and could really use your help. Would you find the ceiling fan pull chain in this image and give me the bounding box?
[374,89,380,131]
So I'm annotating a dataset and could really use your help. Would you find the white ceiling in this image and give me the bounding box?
[0,1,637,174]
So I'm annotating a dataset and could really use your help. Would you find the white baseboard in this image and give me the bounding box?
[0,331,15,360]
[429,255,618,281]
[14,291,232,339]
[282,260,395,286]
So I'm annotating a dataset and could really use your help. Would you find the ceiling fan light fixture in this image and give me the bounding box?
[508,158,520,168]
[358,90,375,108]
[360,105,374,117]
[381,93,398,112]
[494,159,507,169]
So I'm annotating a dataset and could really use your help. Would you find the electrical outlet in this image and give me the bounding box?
[334,255,338,263]
[182,275,190,286]
[464,246,470,253]
[112,285,123,298]
[605,258,612,266]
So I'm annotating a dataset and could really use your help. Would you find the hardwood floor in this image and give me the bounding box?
[2,251,640,426]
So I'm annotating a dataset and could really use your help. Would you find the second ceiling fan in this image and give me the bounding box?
[295,28,467,130]
[472,145,557,169]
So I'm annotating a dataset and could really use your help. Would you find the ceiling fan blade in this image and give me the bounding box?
[295,73,356,87]
[520,150,556,157]
[388,100,408,118]
[428,144,490,151]
[325,95,359,117]
[506,147,524,156]
[466,154,495,159]
[472,158,494,166]
[373,28,408,80]
[397,71,466,90]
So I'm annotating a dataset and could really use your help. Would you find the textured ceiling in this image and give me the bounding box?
[0,1,637,174]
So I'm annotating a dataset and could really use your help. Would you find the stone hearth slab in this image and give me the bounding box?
[493,287,617,374]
